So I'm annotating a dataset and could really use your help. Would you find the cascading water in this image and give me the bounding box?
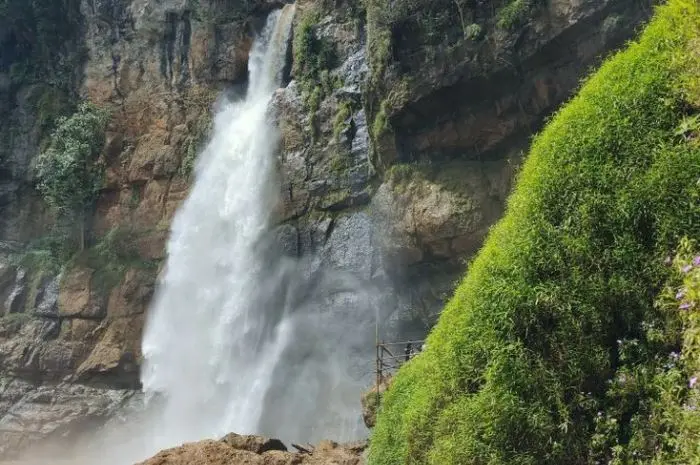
[18,7,377,464]
[137,1,372,455]
[139,4,299,446]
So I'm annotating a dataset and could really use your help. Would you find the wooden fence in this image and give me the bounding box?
[374,340,425,390]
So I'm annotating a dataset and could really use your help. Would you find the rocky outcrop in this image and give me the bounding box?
[0,248,142,458]
[360,377,391,429]
[273,0,653,334]
[0,381,132,458]
[136,433,366,465]
[365,0,655,165]
[0,0,655,457]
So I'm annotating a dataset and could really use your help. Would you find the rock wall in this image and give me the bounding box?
[274,0,654,333]
[0,0,653,456]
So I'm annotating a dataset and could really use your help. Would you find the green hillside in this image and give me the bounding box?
[369,1,700,464]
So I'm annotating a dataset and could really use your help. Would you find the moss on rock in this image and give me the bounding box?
[369,1,700,464]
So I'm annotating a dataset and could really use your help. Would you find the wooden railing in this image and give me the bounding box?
[374,340,425,391]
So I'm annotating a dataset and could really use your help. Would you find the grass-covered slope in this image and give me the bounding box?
[369,1,700,464]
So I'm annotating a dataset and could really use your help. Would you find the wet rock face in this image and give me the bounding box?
[0,256,136,460]
[367,0,655,166]
[2,268,26,316]
[271,0,654,334]
[0,380,133,460]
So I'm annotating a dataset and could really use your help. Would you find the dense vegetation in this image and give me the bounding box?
[35,102,109,249]
[369,1,700,464]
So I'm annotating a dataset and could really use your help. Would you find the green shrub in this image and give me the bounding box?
[497,0,535,30]
[293,9,337,83]
[35,102,109,248]
[293,7,340,137]
[648,239,700,464]
[333,100,353,141]
[465,23,483,40]
[370,2,700,464]
[588,240,700,465]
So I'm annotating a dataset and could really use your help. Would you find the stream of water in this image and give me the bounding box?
[136,2,372,457]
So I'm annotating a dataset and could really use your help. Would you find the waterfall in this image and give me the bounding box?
[139,4,297,447]
[136,1,371,455]
[15,7,375,464]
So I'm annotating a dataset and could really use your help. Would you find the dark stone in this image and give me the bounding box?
[274,224,299,257]
[221,432,288,453]
[34,275,60,319]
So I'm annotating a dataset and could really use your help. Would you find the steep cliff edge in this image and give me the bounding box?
[0,0,653,457]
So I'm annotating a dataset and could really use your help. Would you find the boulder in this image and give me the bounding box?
[58,267,106,320]
[221,433,287,453]
[135,435,366,465]
[360,377,391,429]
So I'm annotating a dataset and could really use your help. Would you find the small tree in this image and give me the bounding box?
[35,102,109,250]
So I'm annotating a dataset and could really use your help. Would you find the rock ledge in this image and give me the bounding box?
[136,433,366,465]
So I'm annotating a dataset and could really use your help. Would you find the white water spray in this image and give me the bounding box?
[140,4,296,447]
[137,2,372,454]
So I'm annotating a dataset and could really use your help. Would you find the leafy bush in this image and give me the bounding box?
[465,23,483,40]
[590,241,700,465]
[648,240,700,464]
[369,2,700,464]
[292,9,337,84]
[496,0,535,29]
[35,102,109,210]
[35,102,109,245]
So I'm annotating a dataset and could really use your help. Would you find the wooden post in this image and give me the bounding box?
[376,341,381,391]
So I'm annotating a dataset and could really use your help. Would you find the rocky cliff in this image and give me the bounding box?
[0,0,653,457]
